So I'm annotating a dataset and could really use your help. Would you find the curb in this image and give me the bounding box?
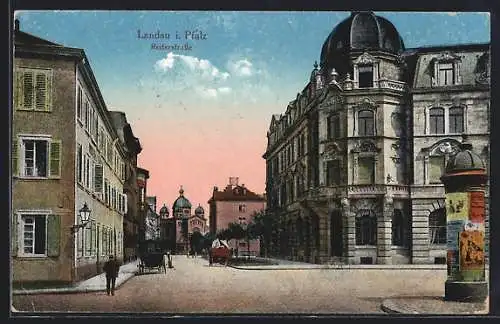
[380,300,419,314]
[229,265,449,271]
[12,272,137,295]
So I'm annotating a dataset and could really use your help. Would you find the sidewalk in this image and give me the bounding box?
[12,260,140,295]
[381,296,489,315]
[229,256,454,270]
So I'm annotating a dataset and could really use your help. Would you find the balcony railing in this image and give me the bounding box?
[377,79,407,92]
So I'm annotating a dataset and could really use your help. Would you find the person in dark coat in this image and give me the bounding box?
[103,255,120,296]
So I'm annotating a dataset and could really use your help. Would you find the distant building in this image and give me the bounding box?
[136,167,150,251]
[109,111,142,262]
[171,187,208,253]
[263,11,490,265]
[208,177,266,256]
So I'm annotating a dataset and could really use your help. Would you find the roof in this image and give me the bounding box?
[208,185,266,203]
[14,30,62,46]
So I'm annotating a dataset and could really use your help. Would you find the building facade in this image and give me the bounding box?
[208,177,267,256]
[109,111,142,262]
[263,12,490,265]
[171,187,208,253]
[12,22,127,284]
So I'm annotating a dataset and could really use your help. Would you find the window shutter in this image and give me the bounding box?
[45,72,52,112]
[49,140,62,178]
[35,73,47,111]
[429,156,445,183]
[14,70,24,110]
[11,214,18,256]
[94,164,103,193]
[124,194,128,214]
[12,138,18,176]
[47,214,60,257]
[23,71,34,110]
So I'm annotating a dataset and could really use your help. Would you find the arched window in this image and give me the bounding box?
[356,210,377,245]
[449,106,464,134]
[429,108,445,134]
[358,110,374,136]
[429,208,446,245]
[358,65,374,88]
[392,209,405,246]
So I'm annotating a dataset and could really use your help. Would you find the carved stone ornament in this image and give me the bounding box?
[434,51,461,63]
[351,199,381,216]
[354,52,378,65]
[429,140,461,156]
[391,112,403,137]
[352,140,378,153]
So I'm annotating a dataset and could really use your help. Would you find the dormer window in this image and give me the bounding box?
[432,52,461,87]
[358,65,373,88]
[438,63,454,86]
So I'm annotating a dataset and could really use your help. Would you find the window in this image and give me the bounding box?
[77,144,83,184]
[326,160,340,186]
[429,156,445,183]
[449,106,464,134]
[429,208,446,245]
[438,63,454,86]
[327,114,340,139]
[392,209,406,246]
[358,110,374,136]
[77,87,83,121]
[358,157,375,184]
[429,108,445,134]
[356,211,376,245]
[21,214,47,255]
[15,137,61,178]
[358,65,373,88]
[15,68,52,111]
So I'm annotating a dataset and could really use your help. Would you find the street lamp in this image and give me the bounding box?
[71,202,91,234]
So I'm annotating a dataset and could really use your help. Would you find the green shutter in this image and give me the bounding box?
[14,70,23,110]
[45,72,52,112]
[94,164,103,193]
[23,71,34,110]
[49,139,62,178]
[46,214,60,257]
[12,214,18,256]
[429,156,445,183]
[35,73,47,111]
[12,137,18,177]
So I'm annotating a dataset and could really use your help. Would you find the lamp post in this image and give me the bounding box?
[71,202,91,234]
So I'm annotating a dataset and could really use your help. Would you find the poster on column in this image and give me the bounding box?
[459,230,485,274]
[445,192,469,222]
[469,191,485,224]
[446,220,463,280]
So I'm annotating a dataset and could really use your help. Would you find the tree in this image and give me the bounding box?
[189,231,204,253]
[247,210,277,257]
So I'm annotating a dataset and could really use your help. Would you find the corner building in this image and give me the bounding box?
[263,11,490,265]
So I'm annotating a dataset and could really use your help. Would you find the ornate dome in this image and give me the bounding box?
[320,11,405,73]
[172,186,192,212]
[445,138,486,174]
[159,204,169,216]
[195,204,204,216]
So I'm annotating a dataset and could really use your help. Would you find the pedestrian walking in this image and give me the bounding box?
[103,255,120,296]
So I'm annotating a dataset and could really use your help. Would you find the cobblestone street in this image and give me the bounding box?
[12,255,457,314]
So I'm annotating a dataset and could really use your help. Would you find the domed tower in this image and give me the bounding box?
[172,186,192,219]
[194,204,205,218]
[159,204,169,219]
[319,11,405,82]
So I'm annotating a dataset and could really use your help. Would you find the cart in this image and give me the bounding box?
[138,252,167,274]
[209,239,231,266]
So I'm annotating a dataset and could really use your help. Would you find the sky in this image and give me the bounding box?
[13,11,490,217]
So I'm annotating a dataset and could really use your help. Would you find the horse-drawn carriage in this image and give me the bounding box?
[209,239,231,266]
[138,251,167,274]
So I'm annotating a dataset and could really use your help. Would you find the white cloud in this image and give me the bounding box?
[155,52,230,81]
[218,87,232,94]
[227,59,254,77]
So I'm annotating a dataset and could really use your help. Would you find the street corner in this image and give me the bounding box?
[381,296,489,315]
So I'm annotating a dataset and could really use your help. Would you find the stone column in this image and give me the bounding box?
[317,212,330,264]
[342,198,356,264]
[377,196,393,264]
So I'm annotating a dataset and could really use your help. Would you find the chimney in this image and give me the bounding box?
[213,186,218,192]
[14,19,20,31]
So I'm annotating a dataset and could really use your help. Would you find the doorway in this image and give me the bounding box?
[330,210,343,257]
